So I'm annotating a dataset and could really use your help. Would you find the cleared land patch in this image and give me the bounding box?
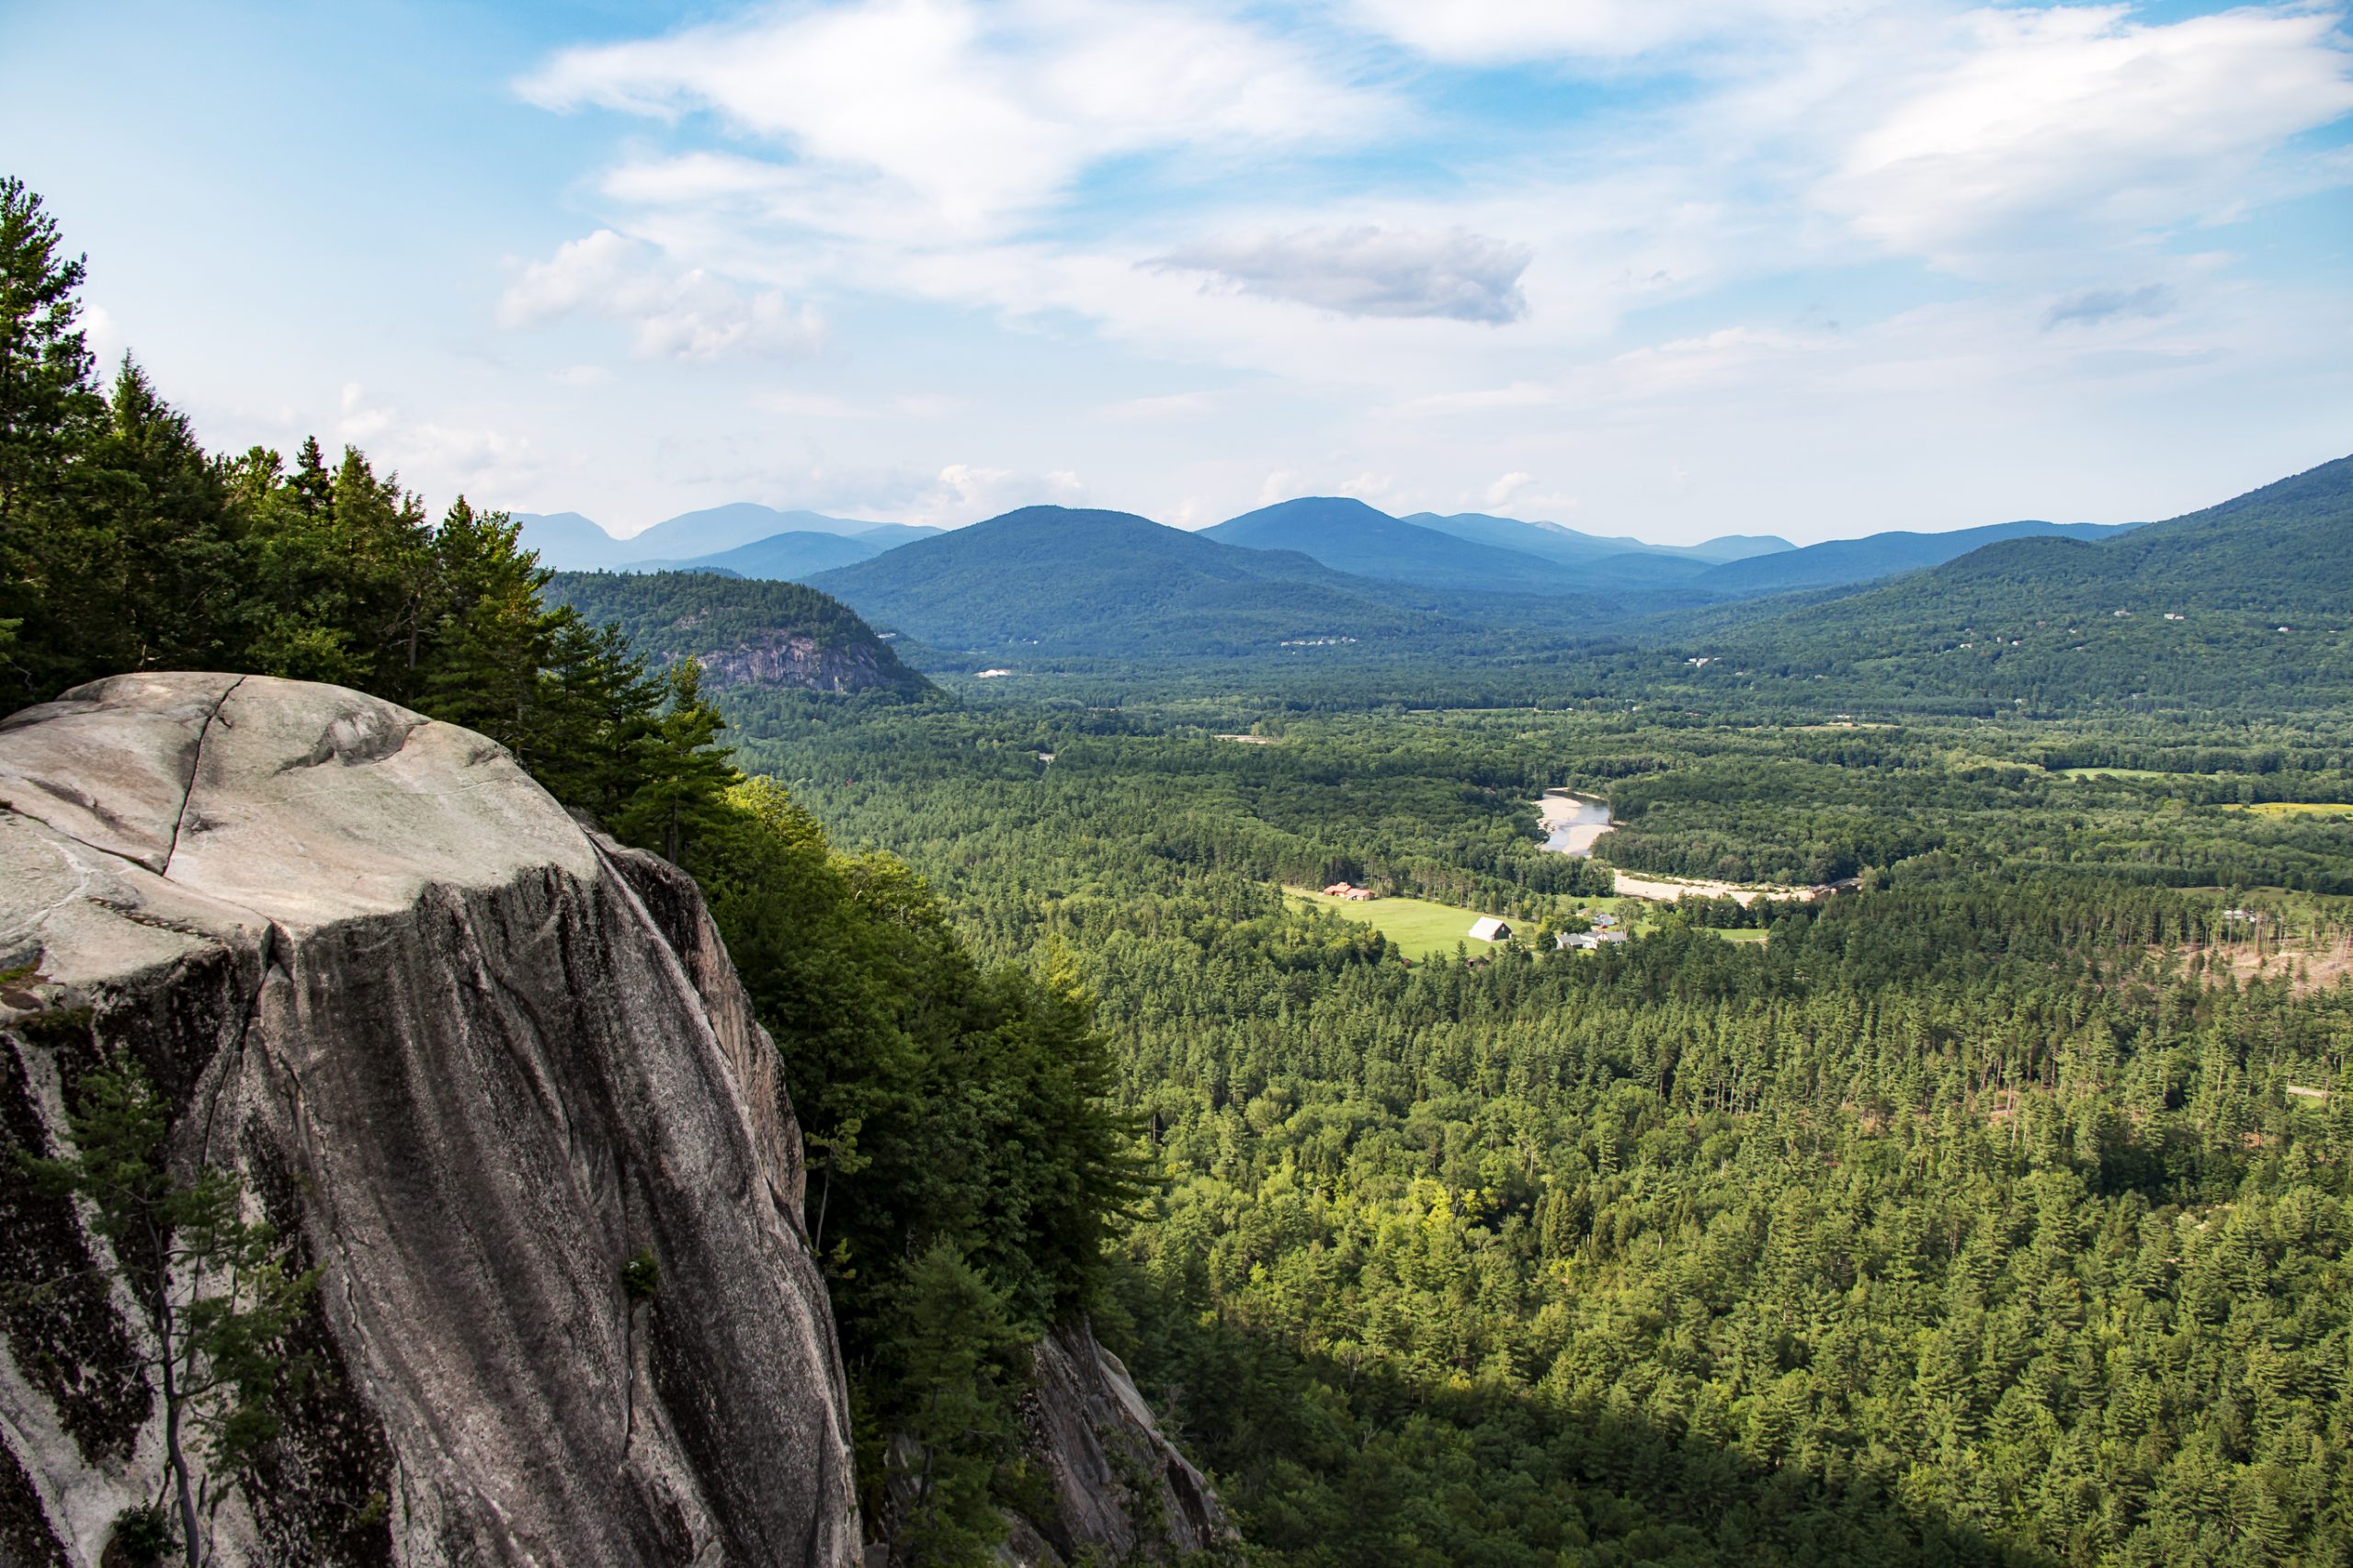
[2223,801,2353,817]
[1287,887,1514,960]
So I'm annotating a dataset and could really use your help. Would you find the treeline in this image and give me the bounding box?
[0,179,732,854]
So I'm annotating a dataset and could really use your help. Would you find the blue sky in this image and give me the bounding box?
[6,0,2349,541]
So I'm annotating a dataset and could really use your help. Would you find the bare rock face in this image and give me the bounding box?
[692,631,900,694]
[0,673,860,1566]
[1006,1318,1236,1565]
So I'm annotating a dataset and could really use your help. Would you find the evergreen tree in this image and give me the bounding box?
[21,1065,318,1568]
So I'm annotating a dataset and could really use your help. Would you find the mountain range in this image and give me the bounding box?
[509,455,2348,674]
[1694,452,2353,708]
[512,504,938,574]
[803,506,1479,657]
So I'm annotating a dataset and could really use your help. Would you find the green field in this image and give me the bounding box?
[1702,926,1770,943]
[2224,801,2353,817]
[1287,888,1515,960]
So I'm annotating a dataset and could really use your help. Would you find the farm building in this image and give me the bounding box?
[1323,881,1376,901]
[1469,916,1512,942]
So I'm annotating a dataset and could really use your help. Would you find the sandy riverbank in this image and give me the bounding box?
[1536,790,1615,857]
[1536,790,1844,904]
[1609,872,1836,906]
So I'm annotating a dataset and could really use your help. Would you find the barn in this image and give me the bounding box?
[1468,916,1512,942]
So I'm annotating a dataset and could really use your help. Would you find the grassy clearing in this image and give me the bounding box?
[2222,801,2353,818]
[1287,888,1512,960]
[2058,767,2174,781]
[1703,927,1770,944]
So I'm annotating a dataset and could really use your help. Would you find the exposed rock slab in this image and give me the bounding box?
[1009,1317,1235,1564]
[0,673,858,1567]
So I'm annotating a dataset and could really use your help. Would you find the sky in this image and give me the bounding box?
[5,1,2350,543]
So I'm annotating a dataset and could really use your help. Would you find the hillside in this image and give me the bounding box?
[512,510,641,571]
[545,571,934,697]
[1703,452,2353,709]
[652,529,885,580]
[1208,498,1597,593]
[1403,510,1790,570]
[514,504,898,570]
[808,506,1466,657]
[1694,517,2139,595]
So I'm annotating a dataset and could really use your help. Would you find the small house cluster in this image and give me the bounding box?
[1554,910,1628,950]
[1323,881,1377,901]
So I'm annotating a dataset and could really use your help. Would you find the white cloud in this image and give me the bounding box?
[1813,6,2353,261]
[1154,225,1534,324]
[499,229,823,359]
[519,0,1387,240]
[1484,471,1536,506]
[906,462,1088,525]
[551,364,614,386]
[335,383,540,499]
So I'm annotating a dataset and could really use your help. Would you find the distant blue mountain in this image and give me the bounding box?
[1206,498,1595,594]
[1400,512,1794,569]
[649,530,885,581]
[622,504,892,560]
[512,512,640,572]
[510,504,915,571]
[810,505,1476,655]
[1696,519,2142,595]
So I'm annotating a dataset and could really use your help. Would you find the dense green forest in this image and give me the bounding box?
[720,692,2353,1566]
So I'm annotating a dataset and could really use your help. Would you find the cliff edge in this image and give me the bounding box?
[0,673,860,1566]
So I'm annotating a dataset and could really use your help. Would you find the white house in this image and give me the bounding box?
[1469,916,1512,942]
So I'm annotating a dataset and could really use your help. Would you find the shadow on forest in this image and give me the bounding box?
[1108,1284,2056,1568]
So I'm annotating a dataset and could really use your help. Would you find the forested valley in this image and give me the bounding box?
[723,695,2353,1567]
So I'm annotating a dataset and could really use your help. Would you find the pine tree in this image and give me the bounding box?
[0,176,104,687]
[21,1065,318,1568]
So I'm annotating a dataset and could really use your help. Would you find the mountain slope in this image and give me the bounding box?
[514,511,639,572]
[1402,512,1792,568]
[1709,452,2353,708]
[852,523,943,549]
[514,505,896,570]
[620,504,890,560]
[653,530,886,581]
[1696,518,2139,595]
[545,572,934,696]
[1206,498,1593,594]
[809,506,1462,656]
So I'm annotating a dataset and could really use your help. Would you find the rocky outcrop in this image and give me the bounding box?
[1005,1319,1235,1565]
[0,674,859,1566]
[690,631,904,694]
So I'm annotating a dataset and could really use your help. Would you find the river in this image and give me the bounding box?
[1536,790,1614,857]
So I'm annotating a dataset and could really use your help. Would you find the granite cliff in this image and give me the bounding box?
[0,673,859,1565]
[0,673,1224,1567]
